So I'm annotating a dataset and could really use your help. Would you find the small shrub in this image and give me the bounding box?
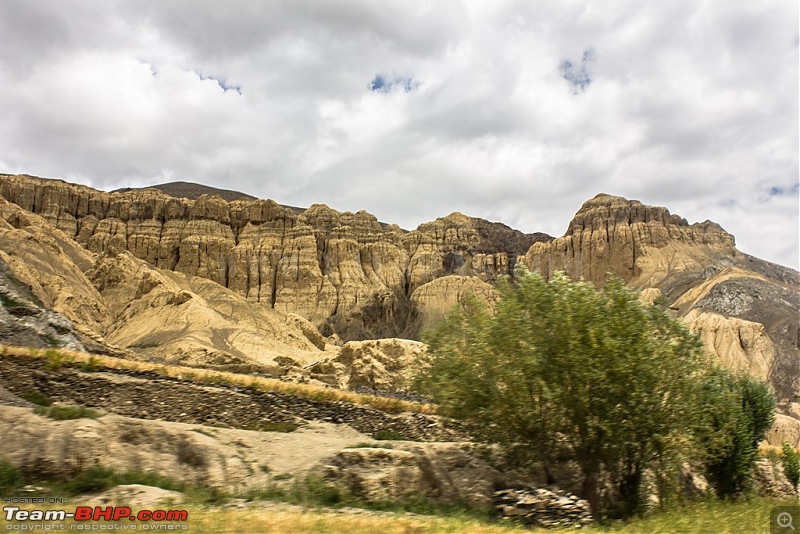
[0,459,24,492]
[44,350,70,371]
[80,357,102,372]
[21,391,53,406]
[272,473,293,481]
[259,464,271,474]
[34,405,100,420]
[0,293,23,308]
[373,430,406,441]
[782,443,800,492]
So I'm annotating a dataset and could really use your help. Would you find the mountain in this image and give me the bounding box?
[113,181,258,202]
[0,174,797,436]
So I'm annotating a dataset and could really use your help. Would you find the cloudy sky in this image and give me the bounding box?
[1,1,798,269]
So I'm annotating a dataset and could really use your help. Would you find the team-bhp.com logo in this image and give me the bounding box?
[3,506,189,530]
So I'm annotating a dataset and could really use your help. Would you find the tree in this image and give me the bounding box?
[695,368,776,498]
[782,443,800,493]
[415,270,707,518]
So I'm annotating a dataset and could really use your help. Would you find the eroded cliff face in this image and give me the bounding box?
[0,175,543,341]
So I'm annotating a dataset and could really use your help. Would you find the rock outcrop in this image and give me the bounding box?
[0,195,327,368]
[307,338,428,392]
[315,443,513,509]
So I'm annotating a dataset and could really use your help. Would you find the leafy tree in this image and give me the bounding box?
[695,368,776,499]
[416,270,707,518]
[782,443,800,492]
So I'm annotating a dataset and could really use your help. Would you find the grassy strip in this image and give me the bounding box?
[0,345,435,415]
[1,459,793,533]
[34,404,101,420]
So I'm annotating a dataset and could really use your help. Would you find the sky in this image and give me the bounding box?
[0,1,798,269]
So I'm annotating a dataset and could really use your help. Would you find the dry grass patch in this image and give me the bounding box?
[0,345,435,415]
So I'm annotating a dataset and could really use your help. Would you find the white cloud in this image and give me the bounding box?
[0,0,797,269]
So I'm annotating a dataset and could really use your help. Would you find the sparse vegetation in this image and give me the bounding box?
[243,420,300,433]
[21,391,53,406]
[44,349,70,371]
[0,293,23,308]
[34,404,100,420]
[0,459,24,493]
[373,430,406,441]
[79,356,102,372]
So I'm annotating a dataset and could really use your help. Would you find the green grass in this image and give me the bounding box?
[0,459,221,503]
[0,459,24,492]
[1,456,793,533]
[21,391,53,406]
[79,356,103,372]
[592,498,791,533]
[44,349,70,371]
[243,421,299,433]
[34,404,100,420]
[373,430,406,440]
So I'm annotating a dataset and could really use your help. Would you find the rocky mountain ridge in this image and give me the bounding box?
[0,174,548,341]
[0,174,797,424]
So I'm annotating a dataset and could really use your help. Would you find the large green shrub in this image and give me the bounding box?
[415,270,708,518]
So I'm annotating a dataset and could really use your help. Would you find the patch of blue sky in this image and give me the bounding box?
[196,71,242,95]
[369,74,419,93]
[768,183,799,196]
[560,47,595,94]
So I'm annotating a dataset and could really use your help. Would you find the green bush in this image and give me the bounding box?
[782,443,800,492]
[415,270,708,518]
[0,459,24,492]
[695,368,776,499]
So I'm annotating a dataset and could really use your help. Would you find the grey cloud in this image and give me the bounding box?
[0,0,796,269]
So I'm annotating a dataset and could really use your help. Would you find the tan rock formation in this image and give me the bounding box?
[316,443,509,508]
[410,275,498,333]
[307,338,428,391]
[0,175,542,341]
[0,196,327,368]
[766,414,800,449]
[522,194,736,288]
[683,309,775,381]
[0,406,368,492]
